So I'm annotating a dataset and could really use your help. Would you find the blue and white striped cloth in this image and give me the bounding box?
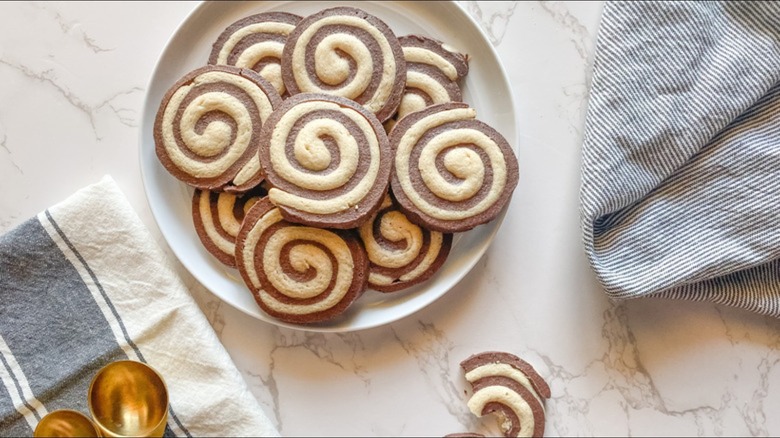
[0,177,278,436]
[581,1,780,316]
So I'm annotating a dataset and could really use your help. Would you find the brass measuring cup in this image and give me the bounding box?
[34,409,100,437]
[87,360,169,437]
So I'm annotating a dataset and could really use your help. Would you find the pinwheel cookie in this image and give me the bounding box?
[385,35,469,132]
[281,6,406,122]
[154,65,282,192]
[209,12,302,97]
[192,185,267,268]
[390,102,519,233]
[358,193,452,292]
[460,352,551,438]
[258,93,392,229]
[235,198,369,324]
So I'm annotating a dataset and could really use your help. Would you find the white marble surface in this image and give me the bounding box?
[2,1,780,436]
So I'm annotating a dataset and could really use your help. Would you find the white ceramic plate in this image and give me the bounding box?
[139,1,517,332]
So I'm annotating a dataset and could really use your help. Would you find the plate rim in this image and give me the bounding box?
[138,0,518,333]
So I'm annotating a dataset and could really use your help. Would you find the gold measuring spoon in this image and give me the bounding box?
[34,409,100,437]
[87,360,169,437]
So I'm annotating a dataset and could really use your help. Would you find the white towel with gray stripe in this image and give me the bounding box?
[0,176,278,436]
[581,1,780,315]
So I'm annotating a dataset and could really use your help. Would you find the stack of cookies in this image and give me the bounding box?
[153,6,519,325]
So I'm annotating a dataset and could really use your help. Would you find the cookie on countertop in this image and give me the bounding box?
[192,185,268,268]
[154,65,281,192]
[258,93,392,229]
[208,11,302,97]
[235,198,369,324]
[281,6,406,122]
[390,102,519,233]
[358,193,453,292]
[460,351,551,438]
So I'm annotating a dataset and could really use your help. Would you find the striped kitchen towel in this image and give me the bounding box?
[0,176,278,437]
[581,1,780,316]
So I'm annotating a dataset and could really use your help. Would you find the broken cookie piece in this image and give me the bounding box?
[460,352,550,438]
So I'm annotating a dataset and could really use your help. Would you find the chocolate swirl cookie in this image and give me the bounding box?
[235,198,368,324]
[258,93,392,229]
[281,6,406,122]
[385,35,469,131]
[358,194,452,292]
[192,185,267,267]
[400,35,469,83]
[208,12,302,97]
[390,102,519,232]
[154,65,281,192]
[460,352,551,438]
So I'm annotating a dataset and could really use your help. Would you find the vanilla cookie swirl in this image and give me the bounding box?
[192,185,267,268]
[461,352,551,438]
[390,102,519,232]
[281,7,406,122]
[358,194,453,292]
[208,12,302,97]
[258,93,392,229]
[387,35,469,130]
[154,65,281,192]
[235,198,368,324]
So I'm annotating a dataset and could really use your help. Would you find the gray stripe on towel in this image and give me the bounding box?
[0,218,128,430]
[0,348,41,421]
[0,369,32,436]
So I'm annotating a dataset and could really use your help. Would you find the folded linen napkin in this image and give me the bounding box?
[581,1,780,316]
[0,176,278,437]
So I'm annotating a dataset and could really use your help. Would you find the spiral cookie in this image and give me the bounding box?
[281,6,406,122]
[208,12,302,97]
[385,35,469,131]
[235,198,369,324]
[192,185,267,268]
[154,65,281,192]
[390,102,519,233]
[358,194,453,292]
[400,35,469,83]
[460,352,551,438]
[258,93,392,229]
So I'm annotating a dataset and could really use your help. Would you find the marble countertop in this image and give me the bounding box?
[3,1,780,436]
